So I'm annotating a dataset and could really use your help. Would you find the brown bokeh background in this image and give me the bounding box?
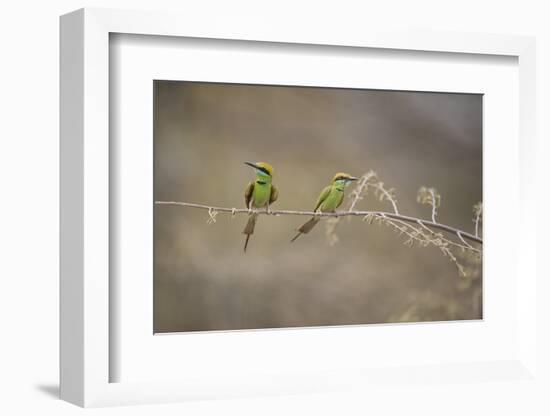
[154,81,482,333]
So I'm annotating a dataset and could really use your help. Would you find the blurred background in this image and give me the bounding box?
[154,81,482,333]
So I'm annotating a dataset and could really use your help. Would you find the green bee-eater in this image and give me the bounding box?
[291,172,358,242]
[243,161,279,252]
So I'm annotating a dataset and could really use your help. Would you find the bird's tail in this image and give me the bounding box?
[243,213,258,252]
[290,217,321,242]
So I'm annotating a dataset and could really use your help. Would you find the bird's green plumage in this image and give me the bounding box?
[291,172,357,242]
[243,162,278,252]
[314,183,345,213]
[247,180,272,208]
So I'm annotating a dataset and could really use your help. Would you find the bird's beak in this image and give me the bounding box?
[244,161,258,170]
[348,176,359,181]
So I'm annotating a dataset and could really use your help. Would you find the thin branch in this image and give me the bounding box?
[379,214,426,247]
[206,207,218,224]
[415,219,480,253]
[440,245,466,277]
[369,182,399,214]
[348,171,376,212]
[456,231,475,251]
[385,218,470,276]
[417,187,440,224]
[429,188,437,223]
[473,202,482,238]
[155,201,482,244]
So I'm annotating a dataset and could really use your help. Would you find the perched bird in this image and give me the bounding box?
[291,172,358,242]
[243,161,279,252]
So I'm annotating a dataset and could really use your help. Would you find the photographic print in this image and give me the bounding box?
[154,81,482,333]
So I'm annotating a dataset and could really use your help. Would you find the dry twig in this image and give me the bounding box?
[156,170,482,276]
[473,202,483,238]
[155,202,482,244]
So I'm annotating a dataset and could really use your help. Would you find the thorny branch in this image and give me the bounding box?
[371,181,399,215]
[154,203,482,244]
[155,171,483,277]
[429,189,438,223]
[417,187,441,224]
[348,171,376,212]
[473,202,483,238]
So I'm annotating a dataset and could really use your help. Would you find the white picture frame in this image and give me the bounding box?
[60,7,537,407]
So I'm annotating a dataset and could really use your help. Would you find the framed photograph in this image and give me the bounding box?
[60,8,537,407]
[152,80,483,334]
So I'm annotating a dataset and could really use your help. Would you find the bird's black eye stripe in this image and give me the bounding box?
[335,176,346,181]
[258,167,271,176]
